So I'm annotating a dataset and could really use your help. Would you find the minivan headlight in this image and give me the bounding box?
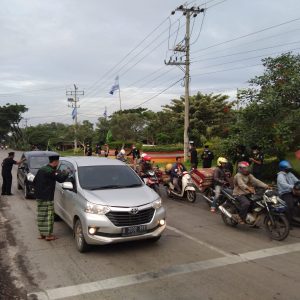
[85,202,111,215]
[152,198,162,209]
[27,173,35,182]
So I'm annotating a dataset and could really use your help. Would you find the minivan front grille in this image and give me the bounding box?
[106,207,155,227]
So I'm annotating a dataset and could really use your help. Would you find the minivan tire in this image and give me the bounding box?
[74,219,90,253]
[24,183,31,199]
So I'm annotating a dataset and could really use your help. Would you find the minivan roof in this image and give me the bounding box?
[61,156,125,167]
[24,151,59,158]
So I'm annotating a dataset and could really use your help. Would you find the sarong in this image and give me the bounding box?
[37,200,54,236]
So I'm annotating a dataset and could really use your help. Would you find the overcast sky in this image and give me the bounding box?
[1,0,300,126]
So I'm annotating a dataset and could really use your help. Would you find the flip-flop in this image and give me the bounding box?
[45,235,58,241]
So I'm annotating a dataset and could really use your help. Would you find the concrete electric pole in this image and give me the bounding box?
[66,84,84,150]
[165,4,205,161]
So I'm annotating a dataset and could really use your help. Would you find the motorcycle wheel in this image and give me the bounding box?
[264,214,289,241]
[204,188,213,207]
[221,203,238,227]
[186,190,196,203]
[153,184,160,196]
[166,187,173,198]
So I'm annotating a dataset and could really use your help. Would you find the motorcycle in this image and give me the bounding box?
[142,169,161,195]
[166,171,197,203]
[219,189,290,241]
[202,185,229,209]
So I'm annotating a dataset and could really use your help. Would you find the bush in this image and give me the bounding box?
[108,141,142,150]
[142,144,183,152]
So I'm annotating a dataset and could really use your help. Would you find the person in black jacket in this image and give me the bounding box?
[1,152,24,196]
[201,145,214,168]
[33,155,68,241]
[189,143,198,169]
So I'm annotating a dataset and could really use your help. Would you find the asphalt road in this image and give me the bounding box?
[1,150,300,300]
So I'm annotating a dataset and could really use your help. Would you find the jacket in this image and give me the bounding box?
[170,163,187,179]
[277,171,298,196]
[213,167,227,186]
[33,165,68,201]
[233,173,268,196]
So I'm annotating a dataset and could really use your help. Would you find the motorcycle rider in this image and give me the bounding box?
[211,157,230,213]
[277,160,299,226]
[170,157,187,192]
[233,161,269,224]
[116,149,126,162]
[139,154,153,177]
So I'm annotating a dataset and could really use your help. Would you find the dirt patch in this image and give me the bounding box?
[0,196,36,299]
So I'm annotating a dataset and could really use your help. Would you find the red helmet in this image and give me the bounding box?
[238,161,250,175]
[143,155,152,162]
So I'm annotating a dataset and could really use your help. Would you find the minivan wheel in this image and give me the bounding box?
[24,183,31,199]
[74,219,90,253]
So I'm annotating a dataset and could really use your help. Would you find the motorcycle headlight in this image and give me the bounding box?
[270,195,279,204]
[85,202,111,215]
[27,173,35,182]
[152,198,162,209]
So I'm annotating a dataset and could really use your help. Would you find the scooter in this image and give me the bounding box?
[166,171,197,203]
[142,170,160,195]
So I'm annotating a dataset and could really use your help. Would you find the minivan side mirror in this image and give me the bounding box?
[62,182,73,190]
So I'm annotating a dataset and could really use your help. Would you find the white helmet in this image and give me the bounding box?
[141,153,147,158]
[120,149,126,155]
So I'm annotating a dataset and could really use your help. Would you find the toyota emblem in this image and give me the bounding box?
[130,207,139,215]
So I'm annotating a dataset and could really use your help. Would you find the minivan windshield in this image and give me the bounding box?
[29,156,50,169]
[78,165,143,190]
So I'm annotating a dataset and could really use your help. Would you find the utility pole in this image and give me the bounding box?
[165,4,205,161]
[66,84,84,150]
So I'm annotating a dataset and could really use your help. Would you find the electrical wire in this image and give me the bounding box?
[191,16,300,54]
[190,10,206,46]
[191,40,300,62]
[131,78,184,109]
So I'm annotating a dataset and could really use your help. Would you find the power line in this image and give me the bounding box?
[192,16,300,54]
[131,78,184,109]
[191,41,300,63]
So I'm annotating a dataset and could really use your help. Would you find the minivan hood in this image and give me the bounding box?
[82,185,158,207]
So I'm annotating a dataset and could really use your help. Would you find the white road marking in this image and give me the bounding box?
[167,225,232,257]
[28,242,300,300]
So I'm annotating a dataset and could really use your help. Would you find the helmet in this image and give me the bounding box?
[217,157,228,167]
[165,163,173,172]
[279,160,292,171]
[143,155,152,162]
[120,149,125,155]
[238,161,250,175]
[141,153,147,158]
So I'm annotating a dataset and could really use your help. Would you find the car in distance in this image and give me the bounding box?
[54,157,166,252]
[17,151,59,198]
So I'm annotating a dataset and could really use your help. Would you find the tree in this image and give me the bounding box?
[76,120,94,153]
[162,92,234,145]
[235,52,300,158]
[0,103,28,147]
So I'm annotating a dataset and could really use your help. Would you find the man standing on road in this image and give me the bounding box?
[189,143,198,169]
[33,155,68,241]
[201,145,214,168]
[1,152,24,196]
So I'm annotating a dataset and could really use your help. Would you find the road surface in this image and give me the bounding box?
[0,150,300,300]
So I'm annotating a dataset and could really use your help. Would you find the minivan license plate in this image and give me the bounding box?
[122,225,147,236]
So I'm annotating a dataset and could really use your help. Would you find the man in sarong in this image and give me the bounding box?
[33,155,68,241]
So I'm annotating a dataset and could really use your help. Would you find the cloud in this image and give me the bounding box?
[1,0,300,125]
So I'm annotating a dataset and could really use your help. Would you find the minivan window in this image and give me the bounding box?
[29,156,50,169]
[78,165,143,190]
